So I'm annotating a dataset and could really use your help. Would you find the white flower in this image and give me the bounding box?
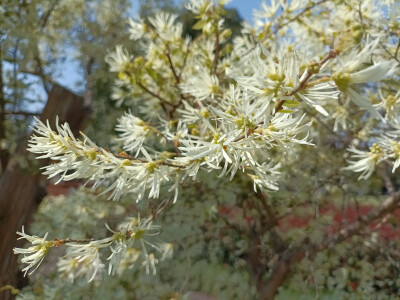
[209,85,271,134]
[234,47,300,104]
[117,248,141,272]
[252,113,313,148]
[111,80,135,107]
[332,41,394,120]
[128,18,146,40]
[62,237,113,282]
[159,243,174,260]
[332,105,349,131]
[57,256,80,282]
[375,90,400,121]
[297,82,337,116]
[139,98,164,121]
[13,227,53,276]
[180,68,219,102]
[148,12,182,41]
[142,253,158,275]
[249,162,281,192]
[107,241,127,276]
[185,0,213,15]
[344,143,385,180]
[253,0,281,21]
[347,61,393,84]
[378,137,400,172]
[115,112,152,155]
[105,45,133,73]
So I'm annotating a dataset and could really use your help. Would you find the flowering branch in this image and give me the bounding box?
[14,216,173,280]
[274,49,338,114]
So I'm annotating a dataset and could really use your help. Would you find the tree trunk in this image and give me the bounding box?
[0,84,88,300]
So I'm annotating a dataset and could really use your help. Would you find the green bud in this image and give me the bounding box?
[332,72,350,91]
[306,60,320,75]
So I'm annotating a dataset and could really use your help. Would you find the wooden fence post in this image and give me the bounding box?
[0,85,88,299]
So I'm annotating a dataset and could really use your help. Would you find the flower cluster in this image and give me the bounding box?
[28,117,183,201]
[344,127,400,180]
[15,216,172,282]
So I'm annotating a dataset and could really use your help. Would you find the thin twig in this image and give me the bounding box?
[138,82,174,107]
[113,153,184,169]
[137,81,178,118]
[212,19,220,75]
[243,0,329,57]
[166,51,181,84]
[394,39,400,59]
[2,110,40,116]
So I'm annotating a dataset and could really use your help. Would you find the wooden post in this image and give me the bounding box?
[0,84,88,300]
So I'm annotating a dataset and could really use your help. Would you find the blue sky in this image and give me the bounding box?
[38,0,265,104]
[226,0,264,22]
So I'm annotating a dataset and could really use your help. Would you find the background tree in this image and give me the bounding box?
[0,0,131,298]
[4,0,400,300]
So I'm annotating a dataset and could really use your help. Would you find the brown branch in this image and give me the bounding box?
[289,49,337,96]
[54,237,95,247]
[113,153,184,169]
[166,51,180,84]
[165,46,187,112]
[178,40,193,78]
[305,107,349,144]
[378,163,395,195]
[257,193,286,252]
[137,82,178,118]
[39,1,58,29]
[18,68,56,85]
[395,39,400,59]
[137,82,176,107]
[2,110,40,116]
[381,43,400,64]
[178,34,202,78]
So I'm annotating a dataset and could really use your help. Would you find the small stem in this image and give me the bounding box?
[305,76,331,88]
[2,110,41,116]
[274,49,337,115]
[243,0,329,57]
[166,50,180,84]
[137,82,174,107]
[211,19,220,75]
[137,82,178,118]
[395,39,400,59]
[113,153,184,169]
[165,45,187,111]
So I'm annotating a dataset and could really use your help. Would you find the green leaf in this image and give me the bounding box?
[284,100,301,108]
[192,20,207,30]
[278,109,295,113]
